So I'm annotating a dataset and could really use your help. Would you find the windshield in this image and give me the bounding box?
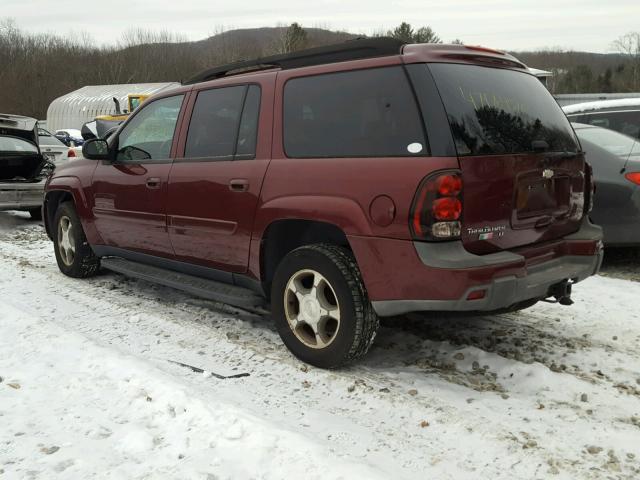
[0,135,38,153]
[428,63,579,156]
[574,125,640,162]
[39,132,66,146]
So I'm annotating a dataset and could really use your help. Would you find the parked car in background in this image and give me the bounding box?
[573,123,640,246]
[54,129,84,147]
[564,99,640,141]
[38,127,78,163]
[1,114,49,219]
[43,39,603,367]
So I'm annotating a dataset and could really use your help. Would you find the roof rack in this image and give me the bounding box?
[183,37,405,85]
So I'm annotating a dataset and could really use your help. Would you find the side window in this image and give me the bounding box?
[585,112,611,129]
[283,66,427,158]
[236,85,261,159]
[185,85,261,160]
[116,94,184,162]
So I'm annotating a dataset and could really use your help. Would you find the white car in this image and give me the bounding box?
[38,128,77,164]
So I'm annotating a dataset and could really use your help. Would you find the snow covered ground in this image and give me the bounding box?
[1,211,639,479]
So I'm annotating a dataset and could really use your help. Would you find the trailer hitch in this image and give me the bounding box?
[543,280,574,306]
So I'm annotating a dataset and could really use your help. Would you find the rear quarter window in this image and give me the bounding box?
[283,66,427,158]
[428,63,579,156]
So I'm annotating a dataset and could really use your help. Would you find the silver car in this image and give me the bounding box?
[0,114,48,220]
[573,122,640,246]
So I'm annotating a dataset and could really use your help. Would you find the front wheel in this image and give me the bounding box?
[53,202,100,278]
[271,244,379,369]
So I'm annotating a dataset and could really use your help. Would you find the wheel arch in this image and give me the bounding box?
[43,177,91,241]
[43,190,75,240]
[258,218,352,292]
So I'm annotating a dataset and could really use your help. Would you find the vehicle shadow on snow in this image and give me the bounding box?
[0,210,39,233]
[600,247,640,282]
[361,310,608,393]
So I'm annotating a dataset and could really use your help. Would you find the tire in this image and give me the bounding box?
[271,244,379,369]
[27,207,42,221]
[52,201,100,278]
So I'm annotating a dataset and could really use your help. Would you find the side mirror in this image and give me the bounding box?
[82,138,110,160]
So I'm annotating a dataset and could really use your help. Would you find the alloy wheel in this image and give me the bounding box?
[284,269,341,349]
[57,215,76,266]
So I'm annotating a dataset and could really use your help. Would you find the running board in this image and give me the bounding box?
[100,257,265,309]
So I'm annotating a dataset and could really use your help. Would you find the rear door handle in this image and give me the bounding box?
[229,178,249,192]
[146,177,161,189]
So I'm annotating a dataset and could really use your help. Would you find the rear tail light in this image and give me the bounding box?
[67,149,76,158]
[411,171,463,241]
[625,172,640,185]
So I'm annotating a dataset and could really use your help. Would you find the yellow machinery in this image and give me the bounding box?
[96,94,150,122]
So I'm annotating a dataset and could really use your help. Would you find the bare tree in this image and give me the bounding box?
[612,31,640,91]
[273,23,309,54]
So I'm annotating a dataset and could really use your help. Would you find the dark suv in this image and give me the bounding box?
[43,39,603,368]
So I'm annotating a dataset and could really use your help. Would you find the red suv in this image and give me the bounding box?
[43,39,603,368]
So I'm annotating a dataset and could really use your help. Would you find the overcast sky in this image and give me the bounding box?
[4,0,639,52]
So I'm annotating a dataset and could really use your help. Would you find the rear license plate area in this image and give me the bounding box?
[516,175,570,220]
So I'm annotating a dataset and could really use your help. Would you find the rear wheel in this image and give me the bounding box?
[271,244,379,369]
[53,202,100,278]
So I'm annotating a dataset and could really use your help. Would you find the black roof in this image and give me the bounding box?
[183,37,405,85]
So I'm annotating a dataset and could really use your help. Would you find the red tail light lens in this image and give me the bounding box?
[626,172,640,185]
[411,171,463,241]
[67,149,76,158]
[436,174,463,196]
[432,197,462,221]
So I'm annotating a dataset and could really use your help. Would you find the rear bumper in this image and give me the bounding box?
[349,217,603,317]
[0,181,45,210]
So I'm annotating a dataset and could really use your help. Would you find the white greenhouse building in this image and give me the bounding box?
[46,82,180,132]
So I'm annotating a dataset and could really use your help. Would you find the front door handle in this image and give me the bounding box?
[146,177,161,189]
[229,178,249,192]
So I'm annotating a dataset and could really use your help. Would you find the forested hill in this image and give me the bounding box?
[0,20,637,119]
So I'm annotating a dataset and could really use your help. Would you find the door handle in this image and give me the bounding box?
[146,177,161,189]
[229,178,249,192]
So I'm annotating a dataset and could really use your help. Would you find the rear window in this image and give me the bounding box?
[0,136,38,153]
[283,66,427,158]
[429,64,579,156]
[567,111,640,140]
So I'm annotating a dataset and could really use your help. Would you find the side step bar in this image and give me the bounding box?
[100,257,265,310]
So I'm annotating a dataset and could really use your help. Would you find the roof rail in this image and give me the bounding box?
[183,37,405,85]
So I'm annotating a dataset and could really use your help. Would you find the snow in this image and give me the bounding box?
[1,210,640,479]
[563,97,640,114]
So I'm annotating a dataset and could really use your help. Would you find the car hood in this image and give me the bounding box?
[0,114,45,181]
